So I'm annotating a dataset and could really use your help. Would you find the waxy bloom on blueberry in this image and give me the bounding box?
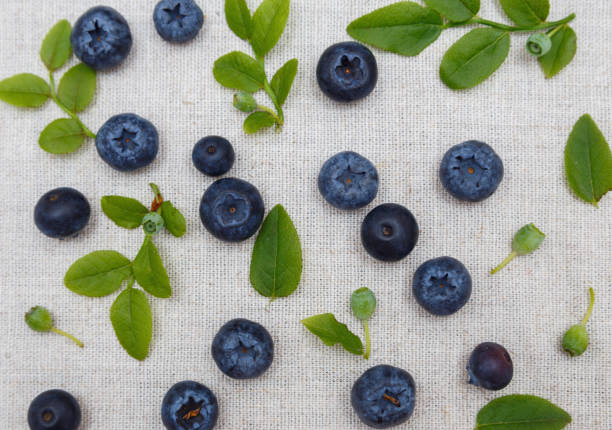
[153,0,204,43]
[491,223,546,274]
[28,389,81,430]
[161,380,218,430]
[562,288,595,357]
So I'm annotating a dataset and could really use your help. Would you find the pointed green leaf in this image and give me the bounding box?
[302,313,363,355]
[499,0,549,27]
[250,0,290,57]
[213,51,266,92]
[270,58,298,106]
[243,111,276,134]
[64,251,132,297]
[133,236,171,298]
[0,73,50,107]
[423,0,479,23]
[101,196,149,229]
[40,20,72,71]
[57,63,96,113]
[225,0,252,40]
[475,394,571,429]
[160,201,186,237]
[39,118,86,154]
[110,287,152,361]
[538,25,576,79]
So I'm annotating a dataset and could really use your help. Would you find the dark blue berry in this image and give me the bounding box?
[439,140,504,202]
[70,6,132,70]
[154,0,204,43]
[318,151,378,210]
[361,204,419,262]
[96,113,159,171]
[467,342,513,391]
[412,257,472,316]
[351,365,416,429]
[211,318,274,379]
[34,187,90,239]
[192,136,235,177]
[199,178,264,242]
[28,389,81,430]
[161,381,218,430]
[317,41,378,102]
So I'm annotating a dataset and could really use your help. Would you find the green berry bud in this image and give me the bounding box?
[351,287,376,321]
[562,324,588,357]
[526,33,552,57]
[142,212,164,235]
[512,223,545,255]
[25,306,53,332]
[233,92,257,113]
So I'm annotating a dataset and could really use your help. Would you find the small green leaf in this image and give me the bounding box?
[110,287,152,361]
[346,2,443,56]
[225,0,252,40]
[351,287,376,321]
[160,201,186,237]
[25,306,53,332]
[475,394,571,429]
[499,0,550,27]
[440,28,510,90]
[57,63,96,113]
[270,58,298,106]
[101,196,149,229]
[564,114,612,206]
[40,19,72,71]
[64,251,132,297]
[39,118,86,154]
[423,0,479,23]
[538,25,577,79]
[213,51,266,93]
[250,204,302,300]
[133,236,171,298]
[0,73,50,107]
[302,313,363,355]
[250,0,290,57]
[244,111,276,134]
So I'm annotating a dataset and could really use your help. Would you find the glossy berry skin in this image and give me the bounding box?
[161,381,218,430]
[211,318,274,379]
[27,389,81,430]
[412,257,472,316]
[192,136,235,177]
[34,187,90,238]
[361,204,419,262]
[317,42,378,102]
[153,0,204,43]
[70,6,132,70]
[318,151,378,210]
[439,140,504,202]
[351,365,416,429]
[199,178,264,242]
[467,342,513,391]
[96,113,159,171]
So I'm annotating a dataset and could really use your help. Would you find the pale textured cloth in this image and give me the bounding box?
[0,0,611,429]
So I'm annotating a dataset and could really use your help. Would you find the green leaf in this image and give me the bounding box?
[0,73,50,107]
[110,287,152,361]
[423,0,479,23]
[270,58,298,106]
[346,2,443,56]
[101,196,149,229]
[499,0,549,27]
[475,394,571,429]
[440,28,510,90]
[302,313,363,355]
[57,63,96,113]
[40,20,72,71]
[213,51,266,93]
[244,111,276,134]
[133,235,171,298]
[250,204,302,299]
[225,0,252,40]
[538,25,577,79]
[39,118,86,154]
[564,114,612,206]
[64,251,132,297]
[160,201,186,237]
[250,0,290,57]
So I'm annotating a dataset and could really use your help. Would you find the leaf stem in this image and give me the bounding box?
[126,274,135,290]
[48,71,96,139]
[471,13,575,32]
[50,327,83,348]
[581,288,595,326]
[362,320,370,360]
[491,251,517,274]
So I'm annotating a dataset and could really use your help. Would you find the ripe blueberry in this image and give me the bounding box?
[192,136,235,177]
[153,0,204,43]
[27,389,81,430]
[318,151,378,210]
[317,41,378,102]
[361,204,419,262]
[161,381,218,430]
[467,342,513,391]
[34,187,90,239]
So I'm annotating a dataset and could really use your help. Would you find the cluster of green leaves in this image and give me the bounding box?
[214,0,298,133]
[63,184,186,360]
[0,20,98,153]
[347,0,577,90]
[475,394,571,429]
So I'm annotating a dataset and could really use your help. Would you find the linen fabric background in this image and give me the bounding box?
[0,0,610,428]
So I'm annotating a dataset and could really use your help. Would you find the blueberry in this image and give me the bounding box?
[70,6,132,70]
[161,381,218,430]
[317,41,378,102]
[439,140,504,202]
[351,365,416,429]
[154,0,204,43]
[412,257,472,316]
[192,136,235,177]
[96,113,159,171]
[28,389,81,430]
[199,178,264,242]
[361,204,419,262]
[34,187,90,239]
[467,342,513,391]
[211,318,274,379]
[318,151,379,210]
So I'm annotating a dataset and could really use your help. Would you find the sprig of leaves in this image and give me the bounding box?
[64,184,185,360]
[347,1,577,90]
[214,0,298,133]
[475,394,571,429]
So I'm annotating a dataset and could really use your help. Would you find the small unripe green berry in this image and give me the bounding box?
[526,33,553,57]
[351,287,376,321]
[25,306,53,332]
[562,324,588,357]
[142,212,164,235]
[233,92,257,113]
[512,223,545,255]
